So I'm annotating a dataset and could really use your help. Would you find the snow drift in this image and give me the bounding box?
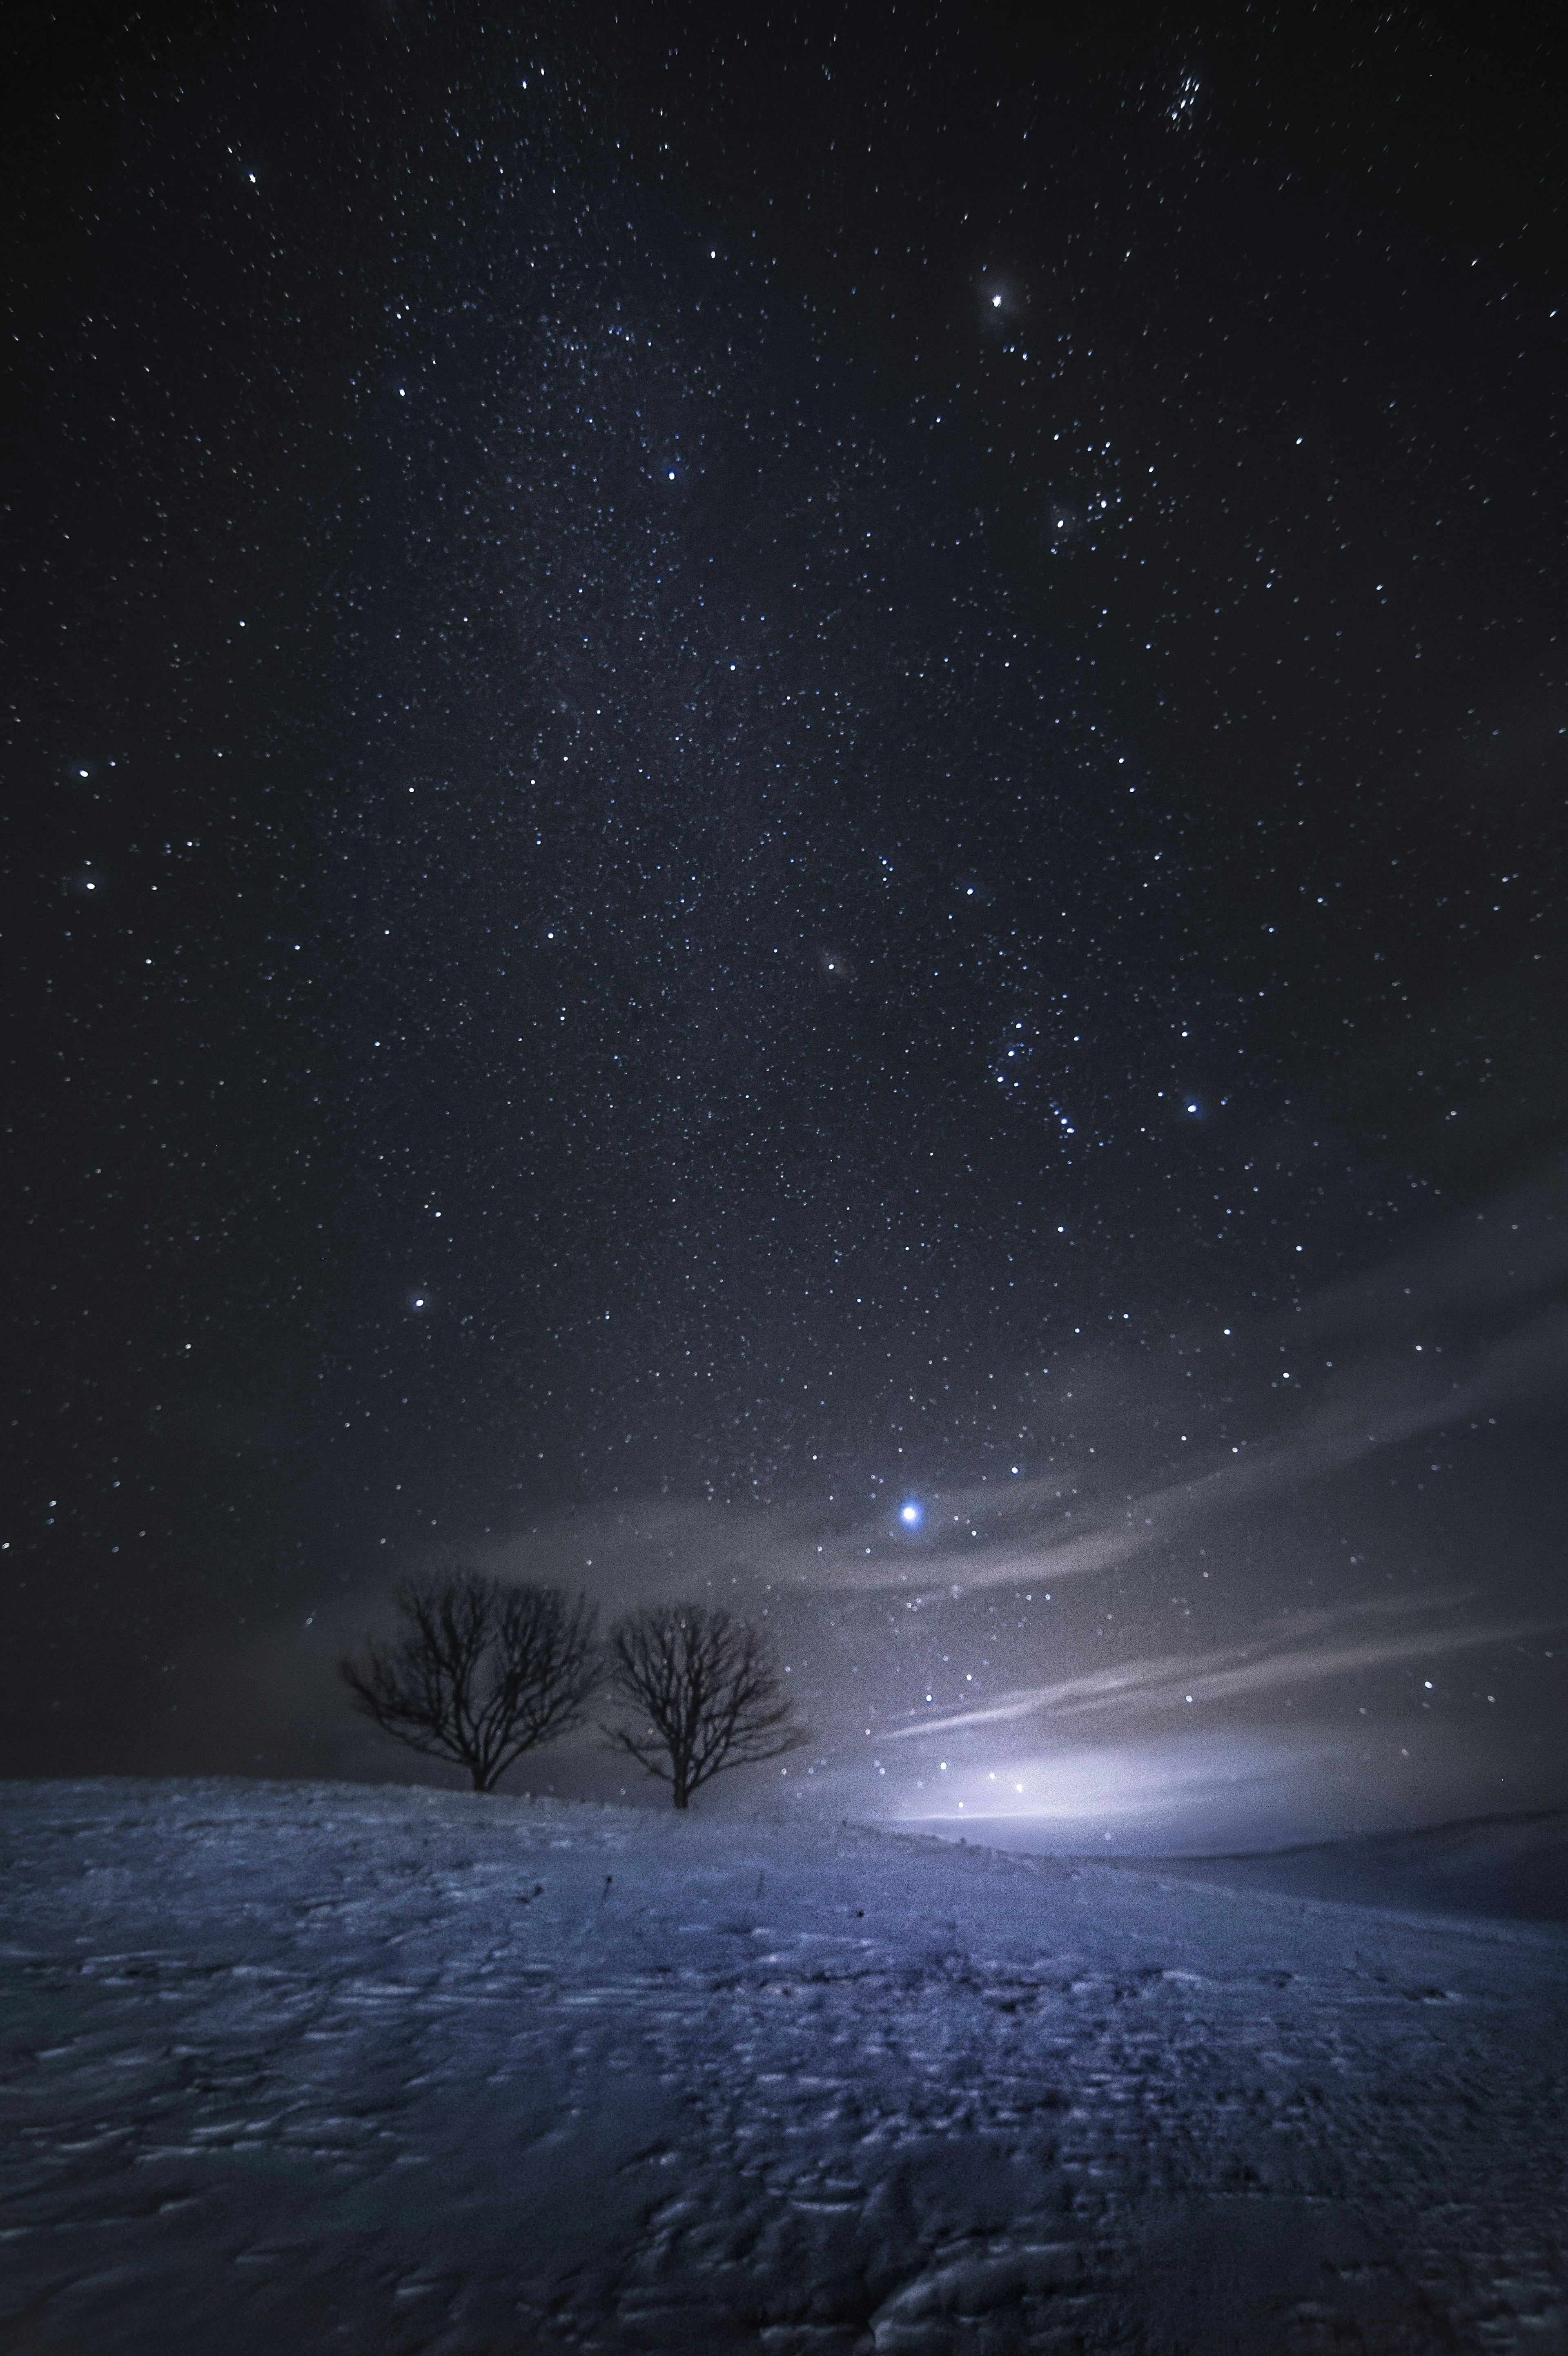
[2,1780,1563,2352]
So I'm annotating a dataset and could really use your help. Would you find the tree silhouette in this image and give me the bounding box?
[602,1602,808,1809]
[341,1570,598,1792]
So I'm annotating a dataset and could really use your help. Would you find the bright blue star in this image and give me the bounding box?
[899,1500,923,1529]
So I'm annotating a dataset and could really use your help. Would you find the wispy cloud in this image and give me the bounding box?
[1303,1160,1568,1346]
[810,1299,1568,1599]
[466,1166,1568,1633]
[881,1607,1559,1742]
[805,1377,1457,1596]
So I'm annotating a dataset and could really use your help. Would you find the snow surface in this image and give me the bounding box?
[2,1780,1564,2354]
[1075,1814,1568,1928]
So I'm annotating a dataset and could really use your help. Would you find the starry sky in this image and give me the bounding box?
[6,0,1566,1844]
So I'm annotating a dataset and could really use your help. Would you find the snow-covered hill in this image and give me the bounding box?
[1081,1811,1568,1928]
[2,1780,1563,2353]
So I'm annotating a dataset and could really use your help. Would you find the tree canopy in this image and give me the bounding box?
[602,1602,808,1809]
[341,1569,598,1792]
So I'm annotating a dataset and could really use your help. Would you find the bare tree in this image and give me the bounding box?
[602,1603,808,1809]
[341,1570,599,1792]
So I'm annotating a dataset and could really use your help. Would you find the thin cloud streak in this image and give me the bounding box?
[881,1612,1559,1741]
[1303,1160,1568,1344]
[468,1182,1568,1623]
[819,1304,1568,1598]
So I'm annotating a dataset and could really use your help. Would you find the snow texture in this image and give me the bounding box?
[2,1780,1564,2354]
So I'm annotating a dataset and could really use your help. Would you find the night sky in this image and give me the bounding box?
[7,0,1566,1844]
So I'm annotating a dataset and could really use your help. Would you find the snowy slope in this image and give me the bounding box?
[2,1780,1564,2355]
[1078,1812,1568,1927]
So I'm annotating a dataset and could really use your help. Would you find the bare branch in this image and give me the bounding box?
[341,1570,599,1791]
[601,1603,808,1809]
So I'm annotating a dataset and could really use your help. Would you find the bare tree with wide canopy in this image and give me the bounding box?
[602,1602,808,1809]
[341,1569,599,1792]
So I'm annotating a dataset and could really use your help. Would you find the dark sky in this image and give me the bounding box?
[6,0,1566,1844]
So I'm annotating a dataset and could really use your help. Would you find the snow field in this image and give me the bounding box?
[1,1779,1564,2353]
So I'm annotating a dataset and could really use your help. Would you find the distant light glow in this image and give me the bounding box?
[899,1500,923,1528]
